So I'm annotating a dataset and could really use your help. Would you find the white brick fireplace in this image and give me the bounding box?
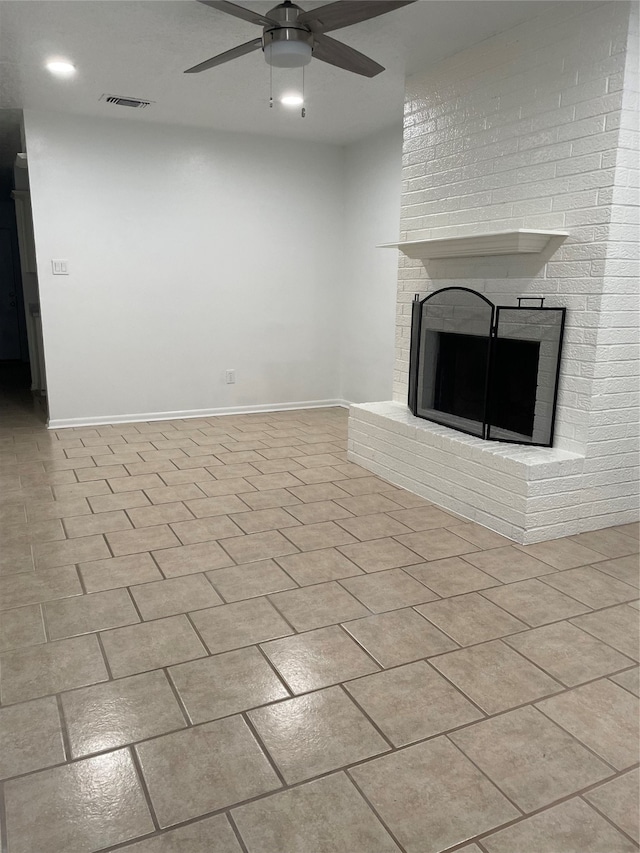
[348,1,639,544]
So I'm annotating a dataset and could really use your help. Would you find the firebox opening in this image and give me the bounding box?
[431,333,540,439]
[433,333,488,423]
[490,337,540,437]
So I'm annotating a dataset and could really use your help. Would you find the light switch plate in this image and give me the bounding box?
[51,259,69,275]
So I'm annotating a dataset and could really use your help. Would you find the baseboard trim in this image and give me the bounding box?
[47,399,352,430]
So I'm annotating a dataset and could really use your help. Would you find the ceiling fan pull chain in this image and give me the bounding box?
[301,64,306,118]
[269,58,273,108]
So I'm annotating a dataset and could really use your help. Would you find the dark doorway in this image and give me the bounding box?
[0,227,25,361]
[0,109,31,394]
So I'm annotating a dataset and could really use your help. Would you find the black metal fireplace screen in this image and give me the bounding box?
[408,288,566,447]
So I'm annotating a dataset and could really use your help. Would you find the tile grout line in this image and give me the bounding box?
[257,593,301,635]
[336,682,396,752]
[578,790,640,848]
[0,780,7,853]
[0,614,635,724]
[124,585,145,624]
[55,694,74,764]
[566,608,640,659]
[39,600,52,643]
[447,734,528,816]
[533,701,629,774]
[211,531,245,568]
[225,810,252,853]
[183,610,217,658]
[1,559,637,640]
[145,547,170,581]
[162,666,194,728]
[535,569,638,608]
[335,621,385,672]
[253,642,294,699]
[606,668,640,698]
[128,745,162,832]
[411,656,489,720]
[0,719,196,787]
[334,571,439,614]
[344,769,409,853]
[437,634,569,693]
[200,569,232,602]
[264,581,375,634]
[464,768,640,850]
[95,631,115,681]
[413,587,638,662]
[240,711,288,789]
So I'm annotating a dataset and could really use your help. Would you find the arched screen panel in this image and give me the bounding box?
[409,288,494,439]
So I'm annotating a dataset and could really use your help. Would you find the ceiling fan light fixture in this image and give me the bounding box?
[45,59,76,77]
[280,92,304,106]
[264,39,312,68]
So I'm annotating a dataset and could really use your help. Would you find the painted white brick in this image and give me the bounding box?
[350,1,639,543]
[552,189,600,211]
[561,76,610,107]
[348,403,588,544]
[574,91,625,120]
[575,52,627,84]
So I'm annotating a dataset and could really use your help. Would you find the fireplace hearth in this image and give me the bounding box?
[408,288,565,447]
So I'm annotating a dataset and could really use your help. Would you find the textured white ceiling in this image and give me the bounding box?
[0,0,554,145]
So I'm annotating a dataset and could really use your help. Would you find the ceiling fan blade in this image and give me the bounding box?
[298,0,416,34]
[197,0,276,28]
[312,33,384,77]
[184,37,263,73]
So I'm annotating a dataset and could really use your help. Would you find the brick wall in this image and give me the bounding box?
[350,1,639,540]
[580,1,640,528]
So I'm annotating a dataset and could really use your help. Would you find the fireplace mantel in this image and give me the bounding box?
[379,229,568,260]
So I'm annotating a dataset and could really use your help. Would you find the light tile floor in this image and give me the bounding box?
[0,380,639,853]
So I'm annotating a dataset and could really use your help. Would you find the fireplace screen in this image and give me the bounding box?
[408,288,565,447]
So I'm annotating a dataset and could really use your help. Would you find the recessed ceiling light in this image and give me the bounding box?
[280,93,304,107]
[46,60,76,78]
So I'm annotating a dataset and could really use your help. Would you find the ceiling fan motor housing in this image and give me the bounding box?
[263,2,313,67]
[185,0,415,76]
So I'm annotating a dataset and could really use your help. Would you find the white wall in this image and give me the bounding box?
[341,125,402,404]
[24,110,347,426]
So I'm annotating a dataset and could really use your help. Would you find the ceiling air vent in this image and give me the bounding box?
[100,94,153,109]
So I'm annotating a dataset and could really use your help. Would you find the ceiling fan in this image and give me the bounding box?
[185,0,416,77]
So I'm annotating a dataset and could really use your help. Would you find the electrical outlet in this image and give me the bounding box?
[225,369,236,384]
[51,259,69,275]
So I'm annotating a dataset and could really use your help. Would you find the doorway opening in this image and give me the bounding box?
[0,109,46,422]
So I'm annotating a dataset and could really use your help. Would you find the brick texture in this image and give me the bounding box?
[351,1,639,542]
